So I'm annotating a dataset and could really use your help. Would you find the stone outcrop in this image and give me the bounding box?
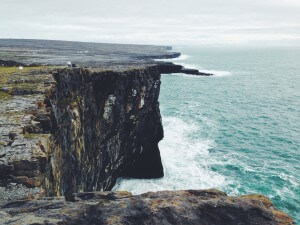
[45,67,164,198]
[0,65,165,202]
[157,62,212,76]
[0,40,190,204]
[0,189,293,225]
[0,66,56,187]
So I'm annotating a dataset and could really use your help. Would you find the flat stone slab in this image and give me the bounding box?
[0,189,293,225]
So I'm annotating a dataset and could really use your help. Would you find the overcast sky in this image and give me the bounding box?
[1,0,300,46]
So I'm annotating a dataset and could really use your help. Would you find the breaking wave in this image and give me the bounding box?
[181,63,232,77]
[114,117,227,195]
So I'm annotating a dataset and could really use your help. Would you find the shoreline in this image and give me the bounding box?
[0,39,293,224]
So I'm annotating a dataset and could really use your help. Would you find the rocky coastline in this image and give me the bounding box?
[0,189,293,225]
[0,39,293,224]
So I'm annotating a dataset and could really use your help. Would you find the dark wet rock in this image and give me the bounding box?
[181,68,212,76]
[0,189,294,225]
[33,113,52,133]
[157,62,212,76]
[138,52,181,60]
[8,131,17,140]
[0,59,24,67]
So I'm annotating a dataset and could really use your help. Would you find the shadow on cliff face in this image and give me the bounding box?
[121,109,164,178]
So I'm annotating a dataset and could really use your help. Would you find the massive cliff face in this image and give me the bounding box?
[45,67,164,197]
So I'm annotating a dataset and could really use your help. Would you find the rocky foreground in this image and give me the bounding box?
[0,39,294,224]
[0,189,293,225]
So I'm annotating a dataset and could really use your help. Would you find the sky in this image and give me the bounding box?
[1,0,300,46]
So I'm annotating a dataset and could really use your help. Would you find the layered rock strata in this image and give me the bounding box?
[0,189,293,225]
[0,65,166,201]
[0,66,57,202]
[0,62,208,203]
[46,67,164,198]
[0,40,191,203]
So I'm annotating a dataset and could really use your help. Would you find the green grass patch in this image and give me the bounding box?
[0,91,12,100]
[0,66,61,83]
[23,133,50,140]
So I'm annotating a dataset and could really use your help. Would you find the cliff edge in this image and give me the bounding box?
[0,189,293,225]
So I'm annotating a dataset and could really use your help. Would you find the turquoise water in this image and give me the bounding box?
[115,46,300,223]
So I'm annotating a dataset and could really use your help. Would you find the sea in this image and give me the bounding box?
[114,46,300,223]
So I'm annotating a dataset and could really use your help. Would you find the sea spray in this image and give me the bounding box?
[114,117,227,194]
[115,46,300,223]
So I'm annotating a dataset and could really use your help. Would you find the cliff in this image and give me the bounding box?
[0,65,166,200]
[0,39,210,200]
[0,189,293,225]
[0,39,294,224]
[0,40,193,200]
[46,67,164,198]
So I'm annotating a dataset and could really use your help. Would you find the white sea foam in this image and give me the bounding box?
[180,63,232,77]
[154,54,189,62]
[113,117,227,195]
[181,63,202,70]
[199,69,232,77]
[172,54,190,61]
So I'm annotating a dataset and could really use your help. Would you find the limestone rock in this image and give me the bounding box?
[0,189,293,225]
[47,67,164,197]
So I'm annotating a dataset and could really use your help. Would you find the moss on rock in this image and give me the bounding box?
[23,133,50,140]
[0,91,12,101]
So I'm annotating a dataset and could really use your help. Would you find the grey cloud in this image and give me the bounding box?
[0,0,299,45]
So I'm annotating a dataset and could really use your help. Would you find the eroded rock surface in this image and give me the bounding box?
[0,40,173,203]
[0,65,165,203]
[0,66,58,203]
[0,189,294,225]
[46,67,164,197]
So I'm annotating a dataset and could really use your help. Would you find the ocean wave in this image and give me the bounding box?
[172,54,190,61]
[154,54,189,62]
[200,69,232,77]
[181,63,203,70]
[113,117,227,195]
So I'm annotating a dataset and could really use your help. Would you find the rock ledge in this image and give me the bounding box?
[0,189,293,225]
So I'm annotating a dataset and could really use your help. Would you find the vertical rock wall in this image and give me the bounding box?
[45,67,164,197]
